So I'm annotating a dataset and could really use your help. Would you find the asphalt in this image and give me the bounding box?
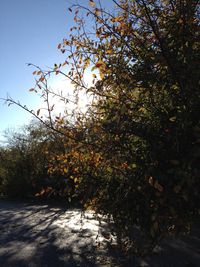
[0,200,200,267]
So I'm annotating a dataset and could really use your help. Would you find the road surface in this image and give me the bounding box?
[0,200,200,267]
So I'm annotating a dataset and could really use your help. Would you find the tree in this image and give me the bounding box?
[0,122,73,199]
[6,0,200,255]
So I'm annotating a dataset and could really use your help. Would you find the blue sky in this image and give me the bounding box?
[0,0,73,141]
[0,0,114,142]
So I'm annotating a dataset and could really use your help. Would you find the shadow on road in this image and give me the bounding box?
[0,200,117,267]
[0,200,200,267]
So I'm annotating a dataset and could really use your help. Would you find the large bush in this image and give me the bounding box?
[0,123,73,199]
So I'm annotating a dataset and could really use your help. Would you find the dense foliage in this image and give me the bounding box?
[4,0,200,256]
[0,123,76,200]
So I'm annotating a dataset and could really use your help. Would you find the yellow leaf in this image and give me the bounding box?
[115,16,123,22]
[89,0,95,8]
[63,168,68,173]
[169,116,176,122]
[96,30,101,37]
[100,70,105,79]
[148,176,154,186]
[177,18,183,24]
[95,8,101,16]
[139,107,147,113]
[106,49,113,55]
[84,58,90,69]
[154,180,164,192]
[64,40,70,45]
[111,16,123,23]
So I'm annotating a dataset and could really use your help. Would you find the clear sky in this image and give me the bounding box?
[0,0,74,141]
[0,0,114,143]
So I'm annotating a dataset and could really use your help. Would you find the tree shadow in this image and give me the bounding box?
[0,200,119,267]
[0,200,200,267]
[125,221,200,267]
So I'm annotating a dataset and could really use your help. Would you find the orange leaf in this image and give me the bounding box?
[95,60,104,68]
[39,76,45,82]
[62,61,68,67]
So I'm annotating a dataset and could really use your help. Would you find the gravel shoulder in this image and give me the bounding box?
[0,200,199,267]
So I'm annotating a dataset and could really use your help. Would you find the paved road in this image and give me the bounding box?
[0,200,119,267]
[0,200,200,267]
